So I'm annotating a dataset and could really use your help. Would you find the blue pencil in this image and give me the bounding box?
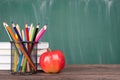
[17,53,23,72]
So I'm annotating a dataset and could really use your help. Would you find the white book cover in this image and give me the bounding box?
[0,42,49,49]
[0,64,11,70]
[0,50,10,56]
[0,42,10,49]
[0,49,47,56]
[0,49,47,63]
[37,42,49,49]
[0,56,11,63]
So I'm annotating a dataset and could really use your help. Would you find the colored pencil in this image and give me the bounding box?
[25,24,30,54]
[35,24,47,42]
[14,34,22,72]
[4,25,12,41]
[17,53,23,72]
[25,24,30,72]
[30,27,34,41]
[21,29,27,72]
[16,24,21,37]
[13,50,18,72]
[29,24,33,37]
[21,29,25,41]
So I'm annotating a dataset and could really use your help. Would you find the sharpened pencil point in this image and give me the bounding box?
[11,22,15,27]
[3,22,6,26]
[44,25,47,30]
[3,22,8,27]
[30,24,33,27]
[36,24,39,28]
[25,23,28,28]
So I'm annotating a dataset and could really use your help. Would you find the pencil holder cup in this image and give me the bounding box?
[10,41,38,75]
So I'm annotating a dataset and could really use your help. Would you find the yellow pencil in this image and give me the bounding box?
[30,27,34,41]
[13,34,19,72]
[29,24,33,38]
[13,50,18,72]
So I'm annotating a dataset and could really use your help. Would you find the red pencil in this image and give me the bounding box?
[25,23,30,72]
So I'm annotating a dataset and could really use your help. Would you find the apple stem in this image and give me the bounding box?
[47,48,52,52]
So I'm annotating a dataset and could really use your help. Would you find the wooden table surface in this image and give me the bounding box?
[0,64,120,80]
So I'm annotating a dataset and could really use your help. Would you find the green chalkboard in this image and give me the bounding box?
[0,0,120,64]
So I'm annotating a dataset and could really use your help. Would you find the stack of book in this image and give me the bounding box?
[0,42,49,70]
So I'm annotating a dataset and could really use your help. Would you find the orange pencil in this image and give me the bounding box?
[3,22,37,72]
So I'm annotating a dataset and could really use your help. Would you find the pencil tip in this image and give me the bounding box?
[36,24,40,28]
[44,25,48,30]
[25,23,28,28]
[11,22,15,27]
[3,22,7,27]
[31,23,33,27]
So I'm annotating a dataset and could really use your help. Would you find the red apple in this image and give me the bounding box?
[39,49,65,73]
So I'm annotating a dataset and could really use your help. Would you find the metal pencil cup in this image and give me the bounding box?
[10,41,38,75]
